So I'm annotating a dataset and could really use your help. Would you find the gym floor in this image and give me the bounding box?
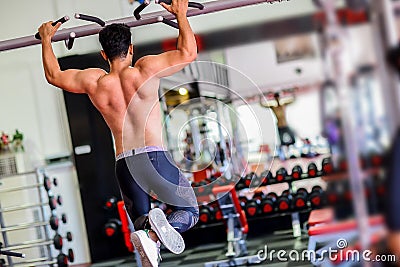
[86,230,311,267]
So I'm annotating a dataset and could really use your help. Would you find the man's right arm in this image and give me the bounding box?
[135,0,197,78]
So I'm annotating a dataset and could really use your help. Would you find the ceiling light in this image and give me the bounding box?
[178,87,188,95]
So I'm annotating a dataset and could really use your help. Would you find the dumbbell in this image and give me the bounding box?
[321,158,334,175]
[244,172,258,188]
[250,173,267,189]
[104,219,122,237]
[291,165,303,180]
[292,188,308,210]
[307,163,318,178]
[56,249,75,267]
[326,182,340,206]
[260,193,277,215]
[50,213,67,231]
[308,185,325,209]
[238,196,248,210]
[53,232,73,250]
[266,192,278,199]
[245,198,260,217]
[209,202,223,221]
[277,192,292,212]
[104,196,118,211]
[253,192,264,201]
[49,195,63,210]
[43,176,58,192]
[259,170,273,185]
[199,205,216,224]
[199,180,213,195]
[275,168,287,183]
[235,175,247,191]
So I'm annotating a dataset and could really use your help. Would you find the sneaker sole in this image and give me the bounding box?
[131,232,154,267]
[148,208,185,254]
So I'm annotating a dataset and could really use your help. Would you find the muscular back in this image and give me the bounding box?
[87,67,163,156]
[271,105,288,128]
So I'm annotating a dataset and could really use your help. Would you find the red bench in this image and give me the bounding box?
[308,208,334,227]
[308,215,384,236]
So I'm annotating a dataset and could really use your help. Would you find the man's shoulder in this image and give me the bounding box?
[86,68,108,76]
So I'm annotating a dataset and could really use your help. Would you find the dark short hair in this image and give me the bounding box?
[99,23,131,61]
[274,92,280,98]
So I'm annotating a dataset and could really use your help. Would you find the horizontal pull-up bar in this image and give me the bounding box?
[0,0,289,52]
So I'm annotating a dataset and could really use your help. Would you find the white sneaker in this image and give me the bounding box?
[148,208,185,254]
[131,230,161,267]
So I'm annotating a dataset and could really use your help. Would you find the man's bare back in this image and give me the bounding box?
[85,67,164,155]
[38,0,196,156]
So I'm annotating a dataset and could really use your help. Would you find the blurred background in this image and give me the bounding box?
[0,0,400,266]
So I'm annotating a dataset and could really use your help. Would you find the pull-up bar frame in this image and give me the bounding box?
[0,0,289,52]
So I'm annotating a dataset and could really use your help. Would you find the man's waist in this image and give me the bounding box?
[116,146,167,161]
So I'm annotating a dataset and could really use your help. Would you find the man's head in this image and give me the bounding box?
[274,92,280,100]
[99,23,132,62]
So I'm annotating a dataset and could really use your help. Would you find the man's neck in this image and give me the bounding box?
[109,58,132,73]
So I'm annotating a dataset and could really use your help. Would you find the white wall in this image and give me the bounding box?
[286,89,322,140]
[225,24,377,98]
[225,34,325,98]
[229,24,378,152]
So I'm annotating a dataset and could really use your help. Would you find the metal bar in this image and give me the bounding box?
[0,221,48,232]
[0,202,48,213]
[0,170,36,180]
[0,183,42,194]
[0,0,289,52]
[14,260,57,267]
[11,257,49,266]
[2,240,52,251]
[3,239,49,250]
[0,250,25,258]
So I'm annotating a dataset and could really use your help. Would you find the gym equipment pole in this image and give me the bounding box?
[320,0,371,257]
[0,0,290,52]
[370,0,400,138]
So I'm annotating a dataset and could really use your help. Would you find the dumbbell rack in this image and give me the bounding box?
[0,168,54,266]
[241,170,321,238]
[195,158,329,235]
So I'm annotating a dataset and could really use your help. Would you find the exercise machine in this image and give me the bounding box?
[204,185,262,267]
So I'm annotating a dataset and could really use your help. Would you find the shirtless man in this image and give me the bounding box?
[38,0,199,266]
[260,92,296,159]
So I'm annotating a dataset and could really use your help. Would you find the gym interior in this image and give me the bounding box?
[1,0,400,266]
